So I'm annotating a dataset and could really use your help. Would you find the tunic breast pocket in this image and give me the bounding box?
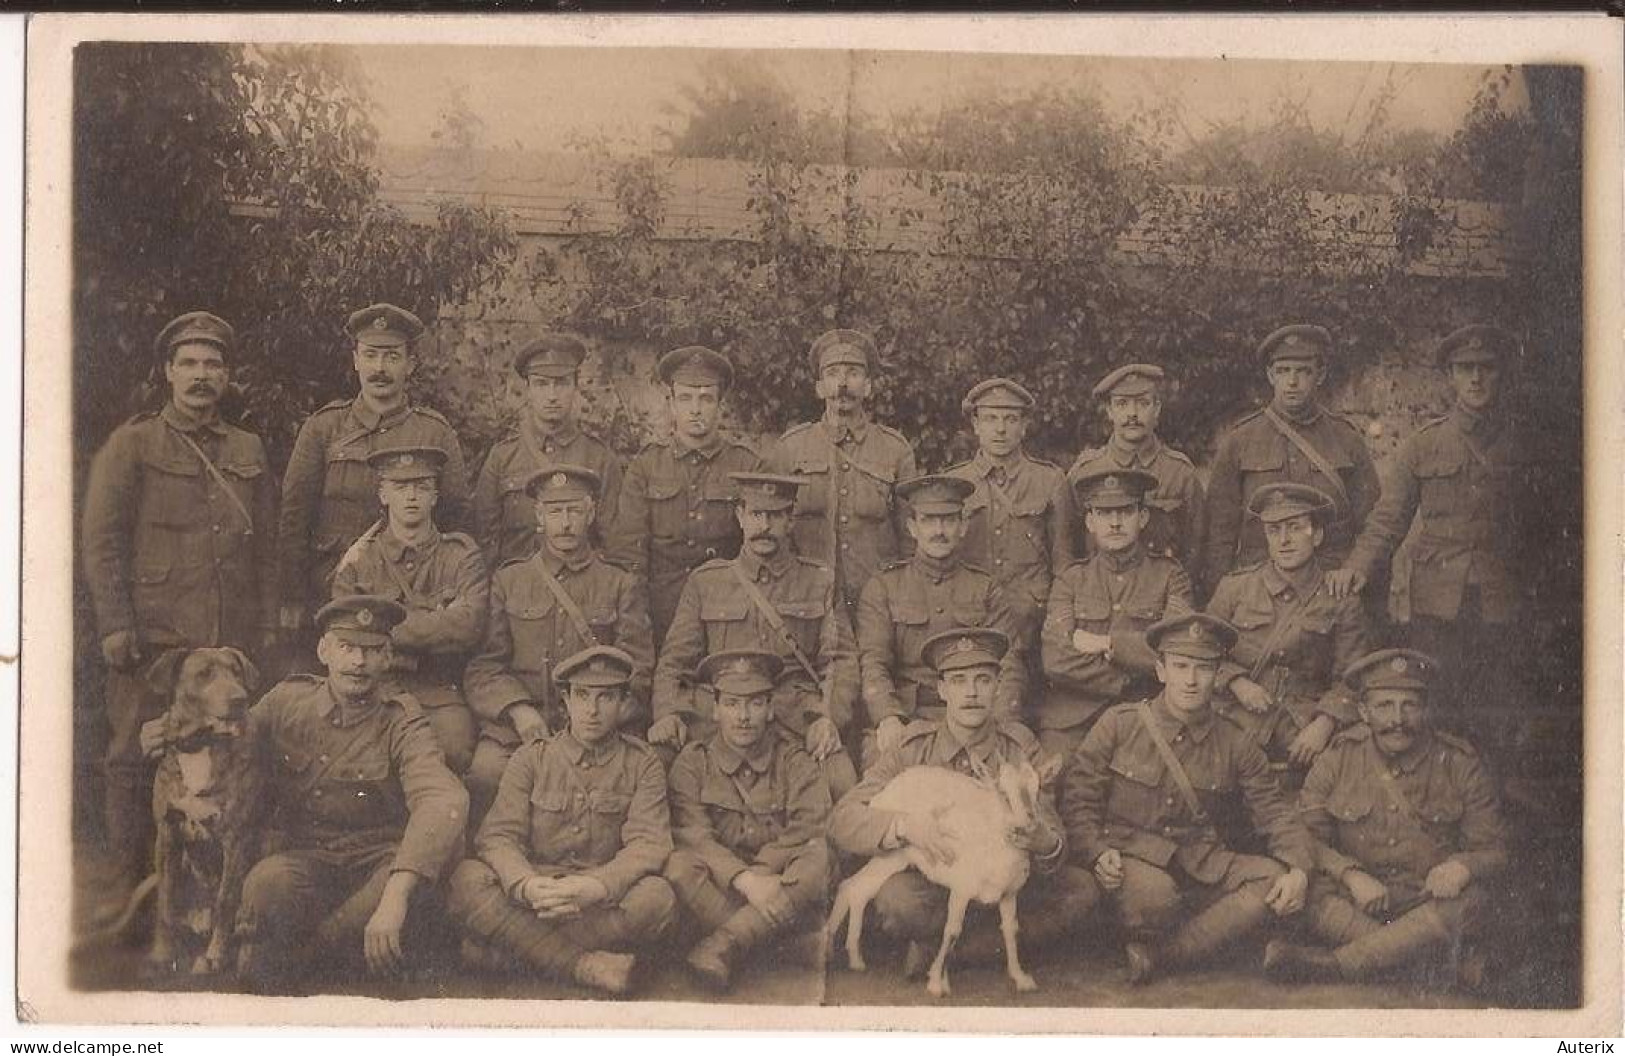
[322,444,372,498]
[139,456,205,531]
[1415,450,1469,517]
[891,604,930,650]
[791,460,830,516]
[585,607,620,647]
[1106,760,1166,827]
[528,789,575,856]
[1327,793,1377,847]
[700,595,750,641]
[587,790,631,858]
[1238,441,1285,476]
[1072,595,1113,632]
[315,759,399,829]
[645,480,688,539]
[505,600,558,673]
[1008,502,1050,560]
[850,466,895,521]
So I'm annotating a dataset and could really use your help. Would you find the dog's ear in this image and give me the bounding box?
[222,648,261,693]
[142,648,192,699]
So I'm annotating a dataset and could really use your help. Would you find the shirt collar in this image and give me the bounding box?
[1262,558,1324,598]
[971,451,1025,483]
[558,730,620,767]
[738,547,794,582]
[381,525,441,563]
[1383,729,1435,774]
[1270,399,1323,427]
[822,411,870,446]
[710,729,778,775]
[929,726,1000,767]
[673,431,726,461]
[1107,432,1161,468]
[315,680,379,726]
[161,401,228,436]
[1453,405,1496,439]
[911,552,961,582]
[524,415,581,451]
[1098,543,1146,575]
[538,544,596,575]
[350,396,410,431]
[1151,693,1214,743]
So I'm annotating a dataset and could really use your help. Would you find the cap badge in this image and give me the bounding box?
[1187,623,1206,642]
[1392,657,1408,674]
[1104,475,1119,490]
[590,659,609,675]
[730,658,753,675]
[372,316,388,330]
[401,453,415,466]
[355,608,373,627]
[952,637,975,655]
[764,483,779,497]
[551,473,568,489]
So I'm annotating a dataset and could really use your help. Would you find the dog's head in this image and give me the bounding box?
[146,647,260,749]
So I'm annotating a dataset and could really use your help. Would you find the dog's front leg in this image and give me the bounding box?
[149,819,179,972]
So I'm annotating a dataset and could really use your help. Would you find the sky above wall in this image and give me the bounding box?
[345,45,1531,155]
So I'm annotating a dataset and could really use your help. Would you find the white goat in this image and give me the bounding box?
[825,757,1049,997]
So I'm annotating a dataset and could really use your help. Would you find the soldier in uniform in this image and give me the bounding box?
[1264,648,1507,985]
[605,345,760,644]
[764,329,918,617]
[235,596,469,994]
[1206,483,1371,779]
[472,332,623,567]
[855,475,1028,769]
[1068,363,1205,587]
[665,649,834,991]
[1058,612,1315,985]
[464,465,653,821]
[944,377,1074,681]
[80,310,278,913]
[828,628,1098,972]
[1040,469,1193,758]
[1330,325,1525,729]
[651,472,859,797]
[330,445,488,775]
[448,645,676,996]
[278,303,469,639]
[1203,325,1379,597]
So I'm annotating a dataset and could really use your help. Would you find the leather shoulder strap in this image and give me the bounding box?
[728,563,822,688]
[1135,700,1208,823]
[1261,406,1352,510]
[535,562,598,645]
[164,422,256,535]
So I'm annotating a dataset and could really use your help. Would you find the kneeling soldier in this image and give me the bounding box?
[448,645,676,996]
[235,595,468,994]
[1265,648,1506,985]
[1058,612,1314,985]
[830,628,1098,973]
[332,445,488,774]
[665,649,835,991]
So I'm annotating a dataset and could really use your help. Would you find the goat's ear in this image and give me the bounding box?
[223,647,261,693]
[1034,751,1065,789]
[142,647,191,699]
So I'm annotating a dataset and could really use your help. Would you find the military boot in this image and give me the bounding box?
[1333,902,1451,979]
[685,906,774,992]
[1123,941,1157,986]
[573,950,637,995]
[1162,889,1271,971]
[1263,939,1344,984]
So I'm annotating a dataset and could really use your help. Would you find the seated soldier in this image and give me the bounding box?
[448,645,676,996]
[1040,468,1193,757]
[829,627,1098,976]
[1206,483,1370,781]
[664,649,834,991]
[331,445,488,774]
[1058,612,1314,985]
[1265,648,1507,986]
[235,595,469,995]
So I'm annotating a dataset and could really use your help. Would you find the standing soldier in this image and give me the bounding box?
[1203,325,1378,596]
[1206,484,1370,778]
[829,628,1099,975]
[464,465,653,820]
[664,650,834,991]
[1265,648,1507,985]
[472,332,623,568]
[606,345,759,644]
[1058,613,1315,986]
[855,475,1027,768]
[651,472,859,797]
[1330,325,1524,727]
[448,645,677,996]
[764,329,918,617]
[80,310,277,915]
[235,596,468,995]
[1040,469,1193,757]
[331,446,488,775]
[277,303,469,642]
[1068,363,1205,587]
[944,377,1074,682]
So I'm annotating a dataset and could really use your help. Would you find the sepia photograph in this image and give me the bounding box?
[15,13,1622,1035]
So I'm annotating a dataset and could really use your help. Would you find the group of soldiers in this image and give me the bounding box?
[81,302,1522,996]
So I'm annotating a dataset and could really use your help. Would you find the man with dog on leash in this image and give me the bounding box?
[1058,612,1315,985]
[81,310,279,924]
[331,445,488,775]
[829,628,1099,978]
[234,595,468,995]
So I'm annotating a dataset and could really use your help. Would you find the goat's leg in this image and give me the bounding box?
[834,856,910,972]
[998,893,1038,992]
[926,889,971,998]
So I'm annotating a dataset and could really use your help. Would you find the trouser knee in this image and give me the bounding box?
[427,706,477,776]
[1115,860,1181,936]
[447,859,505,922]
[621,875,679,943]
[1226,854,1286,900]
[785,839,835,910]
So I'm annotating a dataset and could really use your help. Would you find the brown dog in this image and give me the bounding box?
[139,646,263,976]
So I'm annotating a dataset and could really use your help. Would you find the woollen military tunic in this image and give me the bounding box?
[1069,435,1205,587]
[945,451,1075,643]
[605,433,760,643]
[235,676,468,986]
[665,729,834,932]
[1202,405,1378,588]
[330,526,490,773]
[278,397,469,615]
[765,416,918,615]
[472,419,623,567]
[1297,724,1507,974]
[655,549,859,736]
[1040,545,1193,750]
